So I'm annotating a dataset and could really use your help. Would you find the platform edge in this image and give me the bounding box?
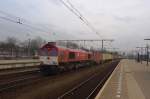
[95,60,121,99]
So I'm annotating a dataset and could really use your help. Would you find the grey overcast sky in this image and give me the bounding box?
[0,0,150,52]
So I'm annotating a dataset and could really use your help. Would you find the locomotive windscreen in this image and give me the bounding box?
[49,48,58,56]
[39,48,58,56]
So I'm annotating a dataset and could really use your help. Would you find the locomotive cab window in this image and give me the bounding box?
[69,52,75,59]
[39,48,58,56]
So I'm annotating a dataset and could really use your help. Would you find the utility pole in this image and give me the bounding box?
[28,38,31,57]
[26,33,31,57]
[146,45,149,66]
[144,39,150,66]
[102,40,104,52]
[137,52,140,62]
[101,39,114,52]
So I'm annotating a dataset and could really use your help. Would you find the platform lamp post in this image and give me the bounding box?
[136,47,145,64]
[144,39,150,66]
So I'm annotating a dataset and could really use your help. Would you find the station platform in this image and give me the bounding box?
[95,59,150,99]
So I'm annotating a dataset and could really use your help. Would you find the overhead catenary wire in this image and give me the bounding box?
[0,10,52,34]
[0,10,71,40]
[0,2,103,41]
[0,16,18,23]
[59,0,102,38]
[0,10,19,20]
[59,0,82,20]
[66,0,97,31]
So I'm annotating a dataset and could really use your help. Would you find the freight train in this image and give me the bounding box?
[38,42,119,75]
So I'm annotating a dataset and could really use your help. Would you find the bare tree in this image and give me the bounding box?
[0,36,45,59]
[29,36,45,56]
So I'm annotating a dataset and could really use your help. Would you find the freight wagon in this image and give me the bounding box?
[102,53,113,62]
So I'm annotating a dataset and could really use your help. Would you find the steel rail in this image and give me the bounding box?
[57,61,118,99]
[0,73,41,92]
[57,73,99,99]
[86,70,113,99]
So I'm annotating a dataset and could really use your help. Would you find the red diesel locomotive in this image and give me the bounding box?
[39,42,116,75]
[39,42,93,74]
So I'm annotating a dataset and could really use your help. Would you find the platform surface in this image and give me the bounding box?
[95,59,150,99]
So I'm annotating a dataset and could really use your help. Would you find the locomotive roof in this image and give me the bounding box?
[41,43,91,53]
[57,45,90,53]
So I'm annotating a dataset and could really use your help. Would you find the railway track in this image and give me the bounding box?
[58,61,119,99]
[0,60,119,99]
[0,75,41,92]
[0,66,39,76]
[0,67,42,93]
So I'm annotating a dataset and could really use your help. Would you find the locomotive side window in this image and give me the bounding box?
[69,52,75,59]
[88,54,91,59]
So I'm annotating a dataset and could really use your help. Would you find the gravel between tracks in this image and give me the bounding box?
[0,61,119,99]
